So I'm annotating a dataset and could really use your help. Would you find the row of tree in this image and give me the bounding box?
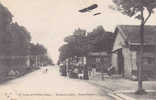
[0,3,53,69]
[58,26,114,63]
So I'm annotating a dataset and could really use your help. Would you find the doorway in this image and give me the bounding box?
[117,49,124,77]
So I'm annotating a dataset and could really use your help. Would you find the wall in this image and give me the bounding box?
[87,55,111,72]
[112,31,125,51]
[112,30,126,75]
[112,47,137,77]
[136,50,156,75]
[122,47,137,77]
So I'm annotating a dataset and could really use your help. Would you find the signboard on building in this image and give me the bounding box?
[88,52,108,56]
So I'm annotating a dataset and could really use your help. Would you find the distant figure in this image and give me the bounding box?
[45,68,48,72]
[107,65,115,76]
[42,68,48,73]
[78,72,84,79]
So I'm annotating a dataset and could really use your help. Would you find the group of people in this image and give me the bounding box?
[89,64,115,77]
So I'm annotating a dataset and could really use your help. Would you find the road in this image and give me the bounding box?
[0,66,115,100]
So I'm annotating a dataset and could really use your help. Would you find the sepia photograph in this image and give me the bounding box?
[0,0,156,100]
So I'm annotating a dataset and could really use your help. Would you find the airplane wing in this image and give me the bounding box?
[87,4,98,11]
[78,8,89,13]
[78,4,98,13]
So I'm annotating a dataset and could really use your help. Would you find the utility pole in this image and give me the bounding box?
[135,5,146,95]
[83,56,89,80]
[26,44,30,68]
[101,56,104,80]
[36,55,38,68]
[26,56,30,68]
[98,54,104,80]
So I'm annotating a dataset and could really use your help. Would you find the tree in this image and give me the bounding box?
[64,28,87,56]
[111,0,156,94]
[6,22,31,56]
[0,3,53,72]
[0,3,12,30]
[58,28,88,64]
[58,26,114,64]
[0,3,34,70]
[30,43,47,56]
[29,43,53,66]
[87,26,114,53]
[4,22,32,69]
[58,44,71,62]
[0,3,13,56]
[0,3,31,56]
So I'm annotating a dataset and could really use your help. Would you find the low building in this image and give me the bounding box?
[112,25,156,78]
[87,52,111,73]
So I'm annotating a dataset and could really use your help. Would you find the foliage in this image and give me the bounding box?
[0,3,31,56]
[29,43,53,66]
[30,43,47,56]
[87,26,114,52]
[0,3,53,69]
[59,28,88,62]
[58,26,114,62]
[0,3,12,29]
[6,22,31,56]
[112,0,156,24]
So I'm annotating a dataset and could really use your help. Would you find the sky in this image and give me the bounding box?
[1,0,156,63]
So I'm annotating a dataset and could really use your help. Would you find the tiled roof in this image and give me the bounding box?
[117,25,156,45]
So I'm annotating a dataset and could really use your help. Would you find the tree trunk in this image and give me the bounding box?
[138,22,144,90]
[136,8,146,95]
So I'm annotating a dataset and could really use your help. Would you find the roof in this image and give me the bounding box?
[116,25,156,45]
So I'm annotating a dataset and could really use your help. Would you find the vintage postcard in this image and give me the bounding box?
[0,0,156,100]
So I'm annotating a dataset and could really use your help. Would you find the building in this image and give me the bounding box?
[87,52,111,73]
[112,25,156,78]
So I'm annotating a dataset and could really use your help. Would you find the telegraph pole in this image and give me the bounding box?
[135,4,146,95]
[36,56,38,68]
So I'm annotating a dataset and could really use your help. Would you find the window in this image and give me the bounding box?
[143,57,155,64]
[96,58,101,63]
